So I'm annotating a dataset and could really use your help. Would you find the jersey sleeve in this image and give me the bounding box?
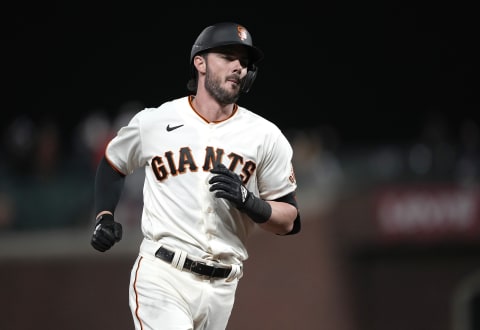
[256,128,297,201]
[105,113,145,175]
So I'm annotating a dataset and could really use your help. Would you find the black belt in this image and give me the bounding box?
[155,246,231,279]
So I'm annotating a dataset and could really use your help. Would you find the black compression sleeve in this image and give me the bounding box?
[94,156,126,215]
[274,192,301,235]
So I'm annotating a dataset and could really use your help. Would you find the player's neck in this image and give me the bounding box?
[191,94,235,123]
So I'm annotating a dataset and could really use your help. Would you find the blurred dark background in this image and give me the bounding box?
[2,3,480,330]
[5,3,478,145]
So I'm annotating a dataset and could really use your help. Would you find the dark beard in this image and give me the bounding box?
[204,71,241,105]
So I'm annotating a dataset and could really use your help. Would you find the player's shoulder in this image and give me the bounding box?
[142,96,187,112]
[236,105,282,133]
[134,96,188,118]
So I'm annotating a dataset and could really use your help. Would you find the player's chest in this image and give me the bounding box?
[142,123,263,164]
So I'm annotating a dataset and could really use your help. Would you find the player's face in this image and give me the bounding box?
[204,46,250,105]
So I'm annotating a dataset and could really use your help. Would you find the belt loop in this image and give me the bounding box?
[172,249,187,270]
[209,265,216,278]
[225,264,242,282]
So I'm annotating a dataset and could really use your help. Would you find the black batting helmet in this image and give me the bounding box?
[190,22,264,65]
[188,22,264,93]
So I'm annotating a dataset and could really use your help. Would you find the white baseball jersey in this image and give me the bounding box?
[105,95,297,264]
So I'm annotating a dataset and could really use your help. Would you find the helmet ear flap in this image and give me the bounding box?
[240,65,258,93]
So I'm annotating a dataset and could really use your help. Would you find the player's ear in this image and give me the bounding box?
[193,55,206,74]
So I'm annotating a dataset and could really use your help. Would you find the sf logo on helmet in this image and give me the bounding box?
[237,26,248,41]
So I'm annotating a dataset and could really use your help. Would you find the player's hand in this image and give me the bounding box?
[209,163,248,207]
[90,213,123,252]
[209,163,271,223]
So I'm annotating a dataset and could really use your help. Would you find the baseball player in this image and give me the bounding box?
[90,22,301,330]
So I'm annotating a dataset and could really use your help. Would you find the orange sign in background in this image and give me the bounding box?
[373,184,480,243]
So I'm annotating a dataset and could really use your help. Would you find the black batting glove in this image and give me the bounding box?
[90,213,123,252]
[209,163,272,223]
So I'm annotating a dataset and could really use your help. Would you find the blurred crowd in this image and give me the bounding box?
[0,100,143,231]
[0,102,479,232]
